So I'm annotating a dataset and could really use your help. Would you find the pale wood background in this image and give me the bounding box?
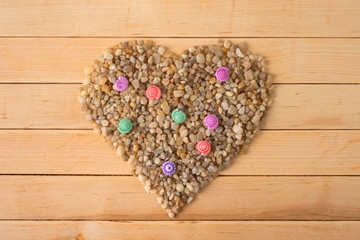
[0,0,360,239]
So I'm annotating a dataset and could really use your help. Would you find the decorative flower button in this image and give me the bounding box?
[114,76,129,92]
[118,118,132,134]
[172,109,186,123]
[196,141,211,156]
[162,161,176,175]
[216,67,229,82]
[204,115,219,130]
[146,86,161,99]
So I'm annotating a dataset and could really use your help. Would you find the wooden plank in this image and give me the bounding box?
[0,176,359,220]
[0,130,359,175]
[0,221,359,240]
[1,38,360,84]
[0,84,359,129]
[0,0,359,37]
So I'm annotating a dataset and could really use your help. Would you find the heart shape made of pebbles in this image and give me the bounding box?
[79,40,273,218]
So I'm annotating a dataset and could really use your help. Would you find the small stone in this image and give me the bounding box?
[228,105,238,115]
[138,175,147,184]
[101,127,112,136]
[186,182,194,191]
[129,56,136,63]
[161,100,170,114]
[173,90,185,98]
[212,56,220,64]
[101,119,109,127]
[224,40,231,49]
[233,124,243,134]
[149,122,158,128]
[104,53,113,60]
[123,65,133,73]
[236,48,244,57]
[196,54,205,64]
[208,165,218,172]
[157,196,163,204]
[132,79,140,89]
[176,183,184,192]
[98,77,107,85]
[133,144,140,152]
[84,66,94,75]
[221,101,229,110]
[189,134,197,143]
[162,78,170,86]
[252,115,261,125]
[180,128,188,138]
[140,97,147,105]
[158,47,165,56]
[175,60,184,69]
[116,145,125,157]
[152,53,161,64]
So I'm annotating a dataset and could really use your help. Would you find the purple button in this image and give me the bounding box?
[114,76,129,92]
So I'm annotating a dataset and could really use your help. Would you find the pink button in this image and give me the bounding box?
[204,115,219,130]
[216,67,229,82]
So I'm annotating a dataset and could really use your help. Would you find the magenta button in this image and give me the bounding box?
[204,115,219,130]
[216,67,229,82]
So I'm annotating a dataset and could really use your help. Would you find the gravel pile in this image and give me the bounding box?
[79,40,273,218]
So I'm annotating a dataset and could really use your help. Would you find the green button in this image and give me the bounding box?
[118,118,132,134]
[172,109,186,123]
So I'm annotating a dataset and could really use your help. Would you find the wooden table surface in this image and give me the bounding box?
[0,0,360,239]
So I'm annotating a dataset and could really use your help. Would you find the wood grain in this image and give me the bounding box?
[1,38,360,83]
[0,0,359,37]
[0,221,359,240]
[0,176,359,220]
[0,84,359,129]
[0,130,359,175]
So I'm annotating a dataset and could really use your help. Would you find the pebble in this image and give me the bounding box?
[101,119,109,127]
[186,182,194,191]
[123,65,133,73]
[221,101,229,110]
[158,47,165,55]
[149,122,158,128]
[252,115,261,125]
[140,97,147,105]
[196,54,205,64]
[224,40,231,49]
[153,53,161,64]
[173,90,185,98]
[236,48,244,58]
[233,124,243,134]
[161,100,170,114]
[212,56,220,64]
[104,53,113,60]
[176,183,185,192]
[180,128,188,138]
[132,79,140,89]
[116,145,125,157]
[228,105,238,115]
